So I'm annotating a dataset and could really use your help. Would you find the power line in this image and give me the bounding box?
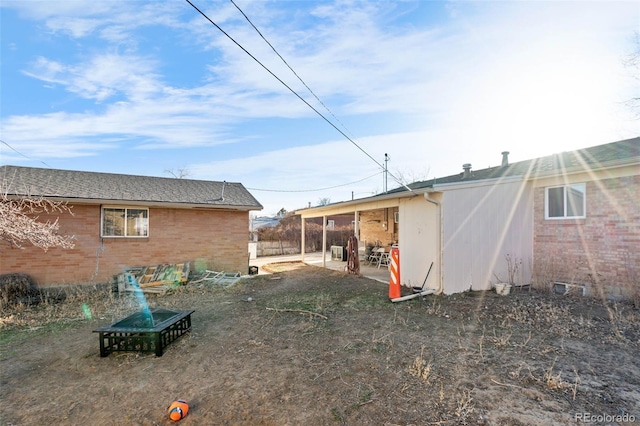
[0,139,52,168]
[229,0,356,140]
[184,0,412,193]
[246,171,382,193]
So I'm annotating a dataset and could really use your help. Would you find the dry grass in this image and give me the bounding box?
[1,266,639,425]
[542,358,572,390]
[1,280,146,330]
[408,345,431,381]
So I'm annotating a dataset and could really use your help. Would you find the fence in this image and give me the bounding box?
[256,241,302,257]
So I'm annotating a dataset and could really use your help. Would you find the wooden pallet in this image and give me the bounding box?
[190,270,242,287]
[116,262,190,295]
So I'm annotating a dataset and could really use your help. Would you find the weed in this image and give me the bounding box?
[478,326,486,362]
[505,254,522,286]
[371,331,394,352]
[454,389,475,418]
[542,358,572,390]
[492,328,513,348]
[330,407,344,422]
[621,250,639,308]
[424,297,442,316]
[409,345,431,381]
[356,384,375,404]
[572,368,580,401]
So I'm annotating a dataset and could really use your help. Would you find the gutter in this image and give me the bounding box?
[424,191,444,295]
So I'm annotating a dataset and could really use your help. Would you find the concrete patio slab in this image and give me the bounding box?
[250,252,391,283]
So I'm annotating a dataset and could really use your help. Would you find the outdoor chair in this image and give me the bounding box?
[367,247,383,266]
[377,249,390,269]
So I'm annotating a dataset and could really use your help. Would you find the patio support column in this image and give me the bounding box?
[322,215,327,267]
[301,216,306,262]
[354,210,359,238]
[354,210,360,261]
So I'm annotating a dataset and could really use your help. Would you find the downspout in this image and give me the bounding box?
[424,191,444,295]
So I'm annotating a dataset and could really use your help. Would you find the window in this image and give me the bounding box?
[102,207,149,237]
[545,183,586,219]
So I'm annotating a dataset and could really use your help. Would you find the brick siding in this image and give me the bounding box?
[533,175,640,298]
[0,204,250,286]
[358,209,398,249]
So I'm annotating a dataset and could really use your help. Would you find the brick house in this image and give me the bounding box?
[0,166,263,286]
[297,137,640,299]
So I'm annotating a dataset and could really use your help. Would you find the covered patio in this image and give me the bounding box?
[251,251,392,283]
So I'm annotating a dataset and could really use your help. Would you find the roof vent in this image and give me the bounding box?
[462,163,472,179]
[501,151,510,167]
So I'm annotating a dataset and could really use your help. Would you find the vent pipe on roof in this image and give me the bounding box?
[207,181,226,202]
[501,151,510,167]
[462,163,472,179]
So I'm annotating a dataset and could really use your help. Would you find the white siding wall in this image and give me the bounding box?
[398,196,440,290]
[441,180,534,294]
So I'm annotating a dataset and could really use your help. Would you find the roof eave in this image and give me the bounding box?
[4,195,262,211]
[295,189,425,216]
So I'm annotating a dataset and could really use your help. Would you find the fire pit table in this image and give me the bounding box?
[93,308,194,357]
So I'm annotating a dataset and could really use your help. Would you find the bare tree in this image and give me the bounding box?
[164,168,190,179]
[624,32,640,117]
[317,197,331,206]
[0,193,75,251]
[392,166,431,186]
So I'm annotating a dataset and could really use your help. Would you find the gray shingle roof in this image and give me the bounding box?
[0,165,263,210]
[390,136,640,193]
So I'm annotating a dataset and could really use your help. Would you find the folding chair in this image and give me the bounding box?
[367,247,382,266]
[377,249,390,269]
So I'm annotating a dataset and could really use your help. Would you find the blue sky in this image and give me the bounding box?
[1,1,638,216]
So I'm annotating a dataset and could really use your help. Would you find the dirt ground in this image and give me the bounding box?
[1,262,640,426]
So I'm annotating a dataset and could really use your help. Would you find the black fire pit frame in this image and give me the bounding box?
[93,308,194,357]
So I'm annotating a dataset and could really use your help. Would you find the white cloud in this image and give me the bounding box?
[1,0,638,215]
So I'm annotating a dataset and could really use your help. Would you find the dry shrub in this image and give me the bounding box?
[531,255,565,293]
[543,366,571,390]
[621,251,640,309]
[0,273,42,307]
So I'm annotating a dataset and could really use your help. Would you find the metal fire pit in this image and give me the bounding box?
[93,308,194,357]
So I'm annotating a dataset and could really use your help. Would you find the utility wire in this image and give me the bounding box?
[247,171,382,193]
[229,0,356,140]
[185,0,412,193]
[0,139,52,168]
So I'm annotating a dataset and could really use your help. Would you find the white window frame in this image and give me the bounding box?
[544,183,586,220]
[101,206,149,238]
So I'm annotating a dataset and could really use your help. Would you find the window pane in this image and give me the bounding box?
[103,208,125,236]
[547,187,564,218]
[126,209,148,236]
[566,184,585,217]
